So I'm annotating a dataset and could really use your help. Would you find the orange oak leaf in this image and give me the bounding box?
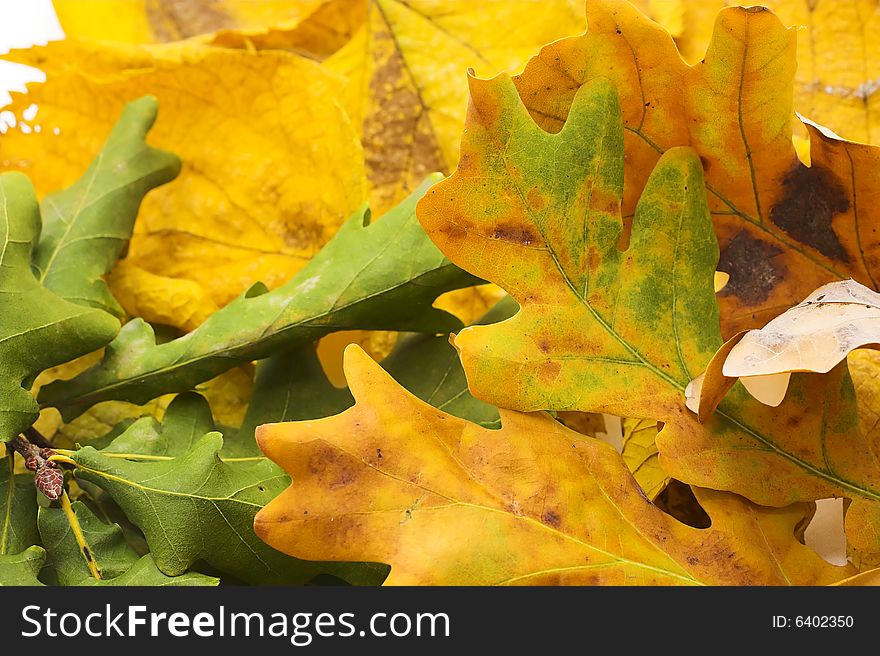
[254,346,860,586]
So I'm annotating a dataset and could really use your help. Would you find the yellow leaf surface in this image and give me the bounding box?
[620,417,666,501]
[209,0,368,60]
[325,0,585,214]
[643,0,880,144]
[2,38,365,331]
[52,0,324,44]
[106,261,219,333]
[843,348,880,569]
[255,346,858,585]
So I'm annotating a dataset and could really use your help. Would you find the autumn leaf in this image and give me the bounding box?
[0,172,119,442]
[53,0,364,59]
[38,177,478,420]
[849,349,880,447]
[229,296,516,456]
[2,37,366,331]
[208,0,368,59]
[325,0,585,214]
[415,64,880,523]
[636,0,880,145]
[255,346,858,585]
[498,0,880,335]
[65,394,388,585]
[690,279,880,411]
[418,74,718,419]
[104,262,219,333]
[620,418,666,501]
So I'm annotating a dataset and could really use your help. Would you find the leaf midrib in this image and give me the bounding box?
[43,259,463,408]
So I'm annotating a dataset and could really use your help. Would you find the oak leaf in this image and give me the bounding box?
[487,0,880,335]
[229,296,516,456]
[0,173,119,442]
[68,393,388,585]
[415,68,880,521]
[0,452,39,560]
[38,178,478,420]
[325,0,585,214]
[38,501,217,586]
[2,37,366,331]
[636,0,880,145]
[0,546,45,586]
[255,346,859,585]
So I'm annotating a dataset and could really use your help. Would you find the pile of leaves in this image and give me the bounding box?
[3,0,880,586]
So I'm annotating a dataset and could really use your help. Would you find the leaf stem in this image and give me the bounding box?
[52,449,265,463]
[59,489,101,580]
[1,451,13,555]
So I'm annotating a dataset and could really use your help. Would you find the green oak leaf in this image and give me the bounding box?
[227,295,520,457]
[1,452,39,557]
[71,429,388,586]
[0,546,45,586]
[100,392,215,458]
[33,96,180,316]
[0,172,120,441]
[382,294,519,431]
[38,500,215,586]
[40,175,481,421]
[226,345,354,458]
[87,555,217,586]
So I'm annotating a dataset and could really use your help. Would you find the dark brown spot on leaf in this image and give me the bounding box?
[542,510,562,528]
[83,546,93,562]
[718,231,784,305]
[770,163,850,261]
[492,223,536,246]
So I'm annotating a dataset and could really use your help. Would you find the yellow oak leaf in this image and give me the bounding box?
[255,346,859,585]
[1,38,365,331]
[639,1,880,144]
[621,417,666,501]
[106,261,219,333]
[324,0,585,214]
[51,0,325,44]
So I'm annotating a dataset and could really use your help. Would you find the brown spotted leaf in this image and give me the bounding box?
[255,346,858,586]
[414,36,880,529]
[505,0,880,335]
[325,0,585,214]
